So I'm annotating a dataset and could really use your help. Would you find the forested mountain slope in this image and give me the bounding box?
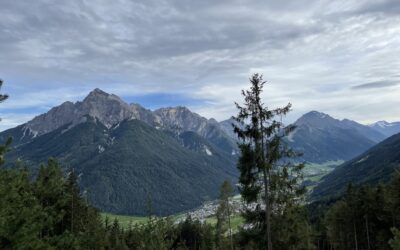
[312,132,400,199]
[0,89,238,215]
[4,117,237,215]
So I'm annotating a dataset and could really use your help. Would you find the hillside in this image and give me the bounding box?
[312,132,400,199]
[288,111,385,163]
[4,117,237,215]
[0,89,239,215]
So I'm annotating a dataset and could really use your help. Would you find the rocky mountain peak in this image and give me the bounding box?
[295,111,337,128]
[371,120,390,128]
[78,89,135,128]
[369,120,400,137]
[89,88,108,96]
[83,88,123,104]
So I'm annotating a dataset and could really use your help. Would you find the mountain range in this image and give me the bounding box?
[1,88,399,214]
[5,89,237,156]
[286,111,387,163]
[220,111,397,164]
[0,89,238,215]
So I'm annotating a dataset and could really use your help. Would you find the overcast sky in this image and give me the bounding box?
[1,0,399,131]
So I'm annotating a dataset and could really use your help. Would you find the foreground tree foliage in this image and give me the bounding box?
[320,172,400,250]
[0,159,105,249]
[233,74,312,249]
[0,79,10,165]
[0,158,220,250]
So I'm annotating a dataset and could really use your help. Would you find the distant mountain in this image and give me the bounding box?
[154,107,237,155]
[219,118,238,140]
[369,120,400,138]
[312,132,400,200]
[287,111,386,163]
[0,89,237,215]
[219,111,385,164]
[1,89,237,155]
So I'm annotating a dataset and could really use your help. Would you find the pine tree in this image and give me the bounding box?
[233,73,305,249]
[0,79,8,103]
[0,79,11,166]
[34,159,68,240]
[0,166,49,249]
[389,228,400,250]
[64,168,86,234]
[216,180,234,250]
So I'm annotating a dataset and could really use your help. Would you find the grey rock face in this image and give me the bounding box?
[11,88,236,153]
[76,88,135,128]
[26,101,77,135]
[154,106,209,135]
[153,107,237,153]
[24,88,151,136]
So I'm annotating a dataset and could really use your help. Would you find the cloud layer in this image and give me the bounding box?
[1,0,400,130]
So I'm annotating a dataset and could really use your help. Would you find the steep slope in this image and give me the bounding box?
[288,111,383,163]
[341,119,386,143]
[1,89,156,145]
[219,118,241,141]
[369,121,400,137]
[0,88,240,215]
[312,132,400,200]
[5,117,237,215]
[2,89,235,155]
[154,107,237,154]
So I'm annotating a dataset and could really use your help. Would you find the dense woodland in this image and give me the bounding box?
[1,78,399,249]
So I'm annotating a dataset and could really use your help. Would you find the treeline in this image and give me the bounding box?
[0,159,103,249]
[309,172,400,250]
[1,157,399,249]
[0,159,220,249]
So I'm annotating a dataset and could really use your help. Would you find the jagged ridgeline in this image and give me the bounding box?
[0,89,238,215]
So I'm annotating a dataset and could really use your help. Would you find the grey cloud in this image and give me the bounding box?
[356,0,400,15]
[352,81,400,89]
[0,0,399,129]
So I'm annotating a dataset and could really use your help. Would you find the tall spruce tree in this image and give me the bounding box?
[233,74,305,249]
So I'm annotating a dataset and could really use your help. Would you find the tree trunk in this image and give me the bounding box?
[227,199,233,250]
[259,106,272,250]
[262,168,272,250]
[353,221,358,250]
[365,216,370,250]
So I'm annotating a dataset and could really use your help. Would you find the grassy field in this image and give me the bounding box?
[101,213,149,228]
[205,215,245,232]
[303,160,343,182]
[302,160,343,190]
[101,212,245,231]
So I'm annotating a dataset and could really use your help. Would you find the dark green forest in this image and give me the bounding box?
[1,116,237,216]
[1,77,399,249]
